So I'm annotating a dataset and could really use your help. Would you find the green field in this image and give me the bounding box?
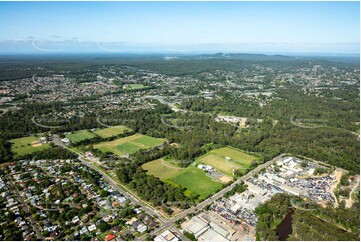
[169,166,223,199]
[93,134,165,156]
[142,157,223,199]
[142,158,184,181]
[93,125,132,138]
[66,130,97,143]
[10,135,50,157]
[197,146,258,176]
[123,84,148,90]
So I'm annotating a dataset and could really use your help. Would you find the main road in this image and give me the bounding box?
[52,135,167,224]
[144,154,284,238]
[52,135,283,237]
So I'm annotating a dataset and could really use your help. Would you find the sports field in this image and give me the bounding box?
[93,134,165,156]
[196,146,258,176]
[169,166,223,199]
[10,135,50,157]
[66,130,97,143]
[93,125,132,138]
[124,84,148,90]
[142,157,223,199]
[142,158,184,180]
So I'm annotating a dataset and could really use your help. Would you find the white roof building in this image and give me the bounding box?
[61,138,70,144]
[199,229,228,241]
[154,230,180,242]
[88,224,96,232]
[185,216,209,238]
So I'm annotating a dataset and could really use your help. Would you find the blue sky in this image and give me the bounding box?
[0,1,359,54]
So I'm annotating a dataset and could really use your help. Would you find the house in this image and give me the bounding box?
[105,234,116,241]
[144,217,157,228]
[133,208,142,214]
[88,224,97,232]
[79,227,88,235]
[112,202,120,207]
[103,214,114,223]
[72,216,80,224]
[132,220,147,233]
[111,226,121,234]
[61,138,70,144]
[126,217,137,226]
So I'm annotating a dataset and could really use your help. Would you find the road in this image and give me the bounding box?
[145,153,284,237]
[7,175,44,240]
[52,134,283,238]
[78,156,166,224]
[52,135,167,224]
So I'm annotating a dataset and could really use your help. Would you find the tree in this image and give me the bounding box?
[97,222,109,232]
[183,231,196,241]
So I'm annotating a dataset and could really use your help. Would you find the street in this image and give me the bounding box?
[6,175,44,240]
[52,134,283,239]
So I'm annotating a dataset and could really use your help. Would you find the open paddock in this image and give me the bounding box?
[197,146,258,176]
[93,133,166,156]
[93,125,132,138]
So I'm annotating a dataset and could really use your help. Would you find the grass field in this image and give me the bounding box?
[93,134,165,156]
[197,146,258,176]
[169,166,223,199]
[142,158,184,181]
[124,84,148,90]
[10,135,50,157]
[93,125,132,138]
[66,130,97,143]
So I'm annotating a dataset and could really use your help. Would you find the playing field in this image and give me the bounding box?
[93,125,133,138]
[124,84,148,90]
[10,135,50,157]
[142,158,184,181]
[197,146,258,176]
[169,166,223,199]
[66,130,97,143]
[93,134,166,156]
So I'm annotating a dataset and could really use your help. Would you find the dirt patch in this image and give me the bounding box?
[219,176,232,183]
[345,176,360,208]
[331,169,343,208]
[31,142,42,147]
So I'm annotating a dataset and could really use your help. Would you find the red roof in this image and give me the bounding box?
[105,234,115,241]
[112,202,120,207]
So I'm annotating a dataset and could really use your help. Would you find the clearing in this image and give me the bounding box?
[169,166,223,199]
[196,146,258,176]
[123,84,149,90]
[93,125,133,138]
[142,158,184,181]
[10,135,50,157]
[93,134,166,156]
[66,130,97,143]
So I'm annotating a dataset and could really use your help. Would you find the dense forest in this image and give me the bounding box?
[255,193,360,241]
[0,98,359,173]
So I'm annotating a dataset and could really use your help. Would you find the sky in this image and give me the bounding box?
[0,1,359,54]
